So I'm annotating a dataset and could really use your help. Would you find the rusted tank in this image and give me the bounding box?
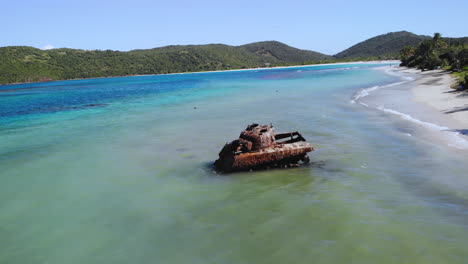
[214,124,314,172]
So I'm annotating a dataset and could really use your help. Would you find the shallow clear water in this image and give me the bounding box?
[1,63,468,264]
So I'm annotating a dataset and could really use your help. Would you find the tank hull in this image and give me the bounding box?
[214,124,314,172]
[215,141,313,172]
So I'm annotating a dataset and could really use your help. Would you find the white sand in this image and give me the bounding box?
[410,69,468,128]
[358,66,468,151]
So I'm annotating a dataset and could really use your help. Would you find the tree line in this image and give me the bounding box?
[0,41,392,85]
[400,33,468,89]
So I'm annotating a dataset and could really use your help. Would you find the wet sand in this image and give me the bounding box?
[356,66,468,151]
[411,69,468,134]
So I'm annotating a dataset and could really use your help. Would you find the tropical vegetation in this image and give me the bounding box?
[0,42,332,84]
[400,33,468,90]
[1,31,468,85]
[335,31,431,60]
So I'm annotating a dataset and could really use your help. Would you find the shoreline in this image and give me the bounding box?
[411,69,467,130]
[356,66,468,151]
[0,60,400,87]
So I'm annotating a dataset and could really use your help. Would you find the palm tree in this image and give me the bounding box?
[432,33,446,49]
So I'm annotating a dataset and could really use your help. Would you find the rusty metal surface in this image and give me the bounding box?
[240,124,276,150]
[215,123,314,172]
[232,142,313,170]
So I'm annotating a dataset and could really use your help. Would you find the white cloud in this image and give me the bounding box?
[41,44,55,50]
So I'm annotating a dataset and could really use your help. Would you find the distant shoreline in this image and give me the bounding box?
[158,60,400,75]
[0,60,400,87]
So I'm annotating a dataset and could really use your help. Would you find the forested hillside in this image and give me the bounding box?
[335,31,468,60]
[0,42,330,84]
[335,31,431,59]
[240,41,331,62]
[2,32,467,85]
[400,33,468,89]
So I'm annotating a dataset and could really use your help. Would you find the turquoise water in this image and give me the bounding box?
[1,63,468,264]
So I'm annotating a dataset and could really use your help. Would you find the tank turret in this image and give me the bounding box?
[239,124,276,150]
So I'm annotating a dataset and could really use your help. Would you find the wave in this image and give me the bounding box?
[351,67,468,149]
[350,85,379,103]
[376,106,468,149]
[350,81,409,104]
[383,68,415,81]
[350,68,414,104]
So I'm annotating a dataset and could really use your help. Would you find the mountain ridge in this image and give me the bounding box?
[2,32,468,85]
[335,31,468,59]
[0,41,331,84]
[240,41,331,62]
[334,31,431,59]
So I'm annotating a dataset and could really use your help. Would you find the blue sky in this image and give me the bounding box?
[2,0,467,55]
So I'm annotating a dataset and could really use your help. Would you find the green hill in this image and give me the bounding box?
[335,31,431,59]
[0,45,262,84]
[444,37,468,45]
[0,42,331,84]
[129,43,278,67]
[240,41,331,63]
[2,33,466,85]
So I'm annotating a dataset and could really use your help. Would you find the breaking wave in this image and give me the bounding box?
[351,68,415,104]
[351,68,468,149]
[350,85,380,104]
[350,81,411,104]
[376,106,468,149]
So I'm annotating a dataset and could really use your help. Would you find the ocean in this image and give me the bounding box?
[1,63,468,264]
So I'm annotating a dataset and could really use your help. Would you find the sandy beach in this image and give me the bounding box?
[411,69,468,133]
[356,66,468,151]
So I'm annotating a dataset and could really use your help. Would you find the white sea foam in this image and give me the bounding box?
[347,66,361,69]
[359,102,369,107]
[376,106,468,149]
[350,67,414,104]
[351,85,380,103]
[350,81,409,103]
[383,67,415,81]
[351,67,468,149]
